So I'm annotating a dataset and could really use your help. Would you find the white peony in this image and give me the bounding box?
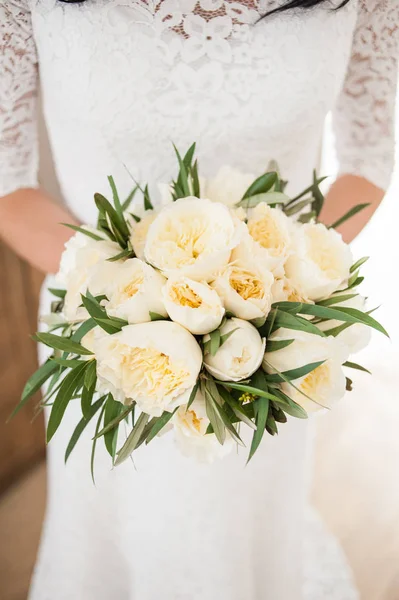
[173,389,235,463]
[271,277,313,305]
[94,321,203,417]
[263,327,349,413]
[144,197,242,281]
[89,258,167,324]
[56,231,120,322]
[203,165,255,207]
[203,318,265,382]
[245,203,293,275]
[162,276,224,335]
[284,223,353,301]
[212,260,274,320]
[129,210,158,260]
[317,292,372,354]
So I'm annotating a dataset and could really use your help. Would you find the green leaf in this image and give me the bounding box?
[317,294,358,307]
[237,191,288,208]
[173,145,191,197]
[292,304,388,337]
[84,360,97,390]
[94,403,135,439]
[9,360,59,420]
[51,358,85,368]
[114,412,150,466]
[149,311,167,322]
[65,397,105,463]
[285,175,328,206]
[219,328,239,347]
[107,249,135,262]
[218,386,256,430]
[210,329,221,356]
[47,361,89,443]
[241,172,277,200]
[265,360,325,384]
[104,395,122,458]
[265,338,295,352]
[71,318,97,343]
[350,256,369,273]
[183,142,196,168]
[203,382,226,445]
[225,382,284,402]
[298,210,316,224]
[343,361,371,375]
[143,184,153,211]
[271,404,287,424]
[80,294,126,334]
[330,203,370,229]
[186,380,200,410]
[94,192,129,246]
[81,361,97,418]
[213,401,244,446]
[321,321,353,337]
[247,397,269,463]
[108,175,123,218]
[284,198,313,217]
[146,408,177,445]
[346,377,353,391]
[48,288,66,299]
[191,160,201,197]
[91,403,107,483]
[61,223,104,241]
[266,411,278,436]
[34,332,93,356]
[271,309,326,337]
[122,185,139,211]
[310,169,325,216]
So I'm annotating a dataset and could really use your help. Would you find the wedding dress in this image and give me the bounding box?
[1,0,398,598]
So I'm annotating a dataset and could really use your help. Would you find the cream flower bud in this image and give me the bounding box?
[162,276,224,335]
[285,223,353,301]
[212,261,274,320]
[173,389,235,463]
[245,203,293,274]
[94,321,202,417]
[317,292,371,354]
[90,258,168,324]
[203,318,265,382]
[144,197,242,282]
[203,165,255,207]
[263,328,349,413]
[129,210,158,260]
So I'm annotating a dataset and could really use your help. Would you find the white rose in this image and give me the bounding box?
[246,203,293,275]
[212,261,274,320]
[173,389,235,463]
[144,197,242,281]
[284,223,353,301]
[129,210,158,259]
[162,276,224,335]
[263,328,349,412]
[89,258,167,324]
[94,321,202,417]
[203,165,255,207]
[317,292,371,354]
[56,231,120,322]
[203,318,265,382]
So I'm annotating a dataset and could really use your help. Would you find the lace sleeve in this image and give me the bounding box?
[332,0,399,190]
[0,0,39,197]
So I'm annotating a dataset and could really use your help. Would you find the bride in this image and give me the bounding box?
[0,0,397,598]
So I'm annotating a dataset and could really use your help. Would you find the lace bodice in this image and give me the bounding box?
[1,0,398,217]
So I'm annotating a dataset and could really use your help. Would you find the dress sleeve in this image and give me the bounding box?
[332,0,399,191]
[0,0,39,197]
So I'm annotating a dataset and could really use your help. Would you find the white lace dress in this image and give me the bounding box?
[1,1,398,598]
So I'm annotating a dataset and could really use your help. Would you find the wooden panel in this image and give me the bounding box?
[0,242,45,494]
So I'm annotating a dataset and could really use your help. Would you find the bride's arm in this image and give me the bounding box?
[0,1,75,274]
[320,0,399,243]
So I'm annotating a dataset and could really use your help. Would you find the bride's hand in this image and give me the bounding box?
[0,188,78,274]
[320,174,385,244]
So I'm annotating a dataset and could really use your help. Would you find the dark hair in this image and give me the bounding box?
[59,0,350,12]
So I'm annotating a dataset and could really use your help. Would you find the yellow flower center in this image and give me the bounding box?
[300,363,330,396]
[169,282,202,308]
[121,273,145,299]
[248,211,286,255]
[161,217,209,266]
[229,267,264,300]
[120,345,190,399]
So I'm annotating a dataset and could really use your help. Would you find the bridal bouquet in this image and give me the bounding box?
[13,144,387,471]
